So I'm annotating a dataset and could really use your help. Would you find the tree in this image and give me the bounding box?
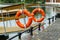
[3,0,16,3]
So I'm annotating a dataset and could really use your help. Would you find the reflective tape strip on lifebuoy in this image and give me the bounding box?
[15,9,32,28]
[31,8,45,22]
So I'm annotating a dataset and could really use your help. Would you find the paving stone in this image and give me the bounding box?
[32,18,60,40]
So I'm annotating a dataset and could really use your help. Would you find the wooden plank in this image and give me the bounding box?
[1,3,60,10]
[0,26,24,34]
[0,9,19,14]
[1,3,39,10]
[0,23,38,34]
[0,21,45,34]
[1,4,24,10]
[0,15,26,22]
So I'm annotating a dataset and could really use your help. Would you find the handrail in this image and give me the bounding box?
[8,23,41,40]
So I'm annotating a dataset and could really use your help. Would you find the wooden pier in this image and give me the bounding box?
[0,23,39,34]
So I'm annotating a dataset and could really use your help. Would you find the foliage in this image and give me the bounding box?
[0,0,21,3]
[0,0,45,3]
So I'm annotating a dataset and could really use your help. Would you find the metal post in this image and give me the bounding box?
[52,16,54,22]
[18,33,22,40]
[0,8,9,40]
[55,8,57,20]
[22,0,26,29]
[7,10,11,27]
[38,23,41,31]
[48,18,51,25]
[29,27,33,36]
[8,13,11,27]
[1,8,6,34]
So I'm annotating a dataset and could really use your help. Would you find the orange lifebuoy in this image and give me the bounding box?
[31,8,45,22]
[15,10,22,20]
[15,9,32,28]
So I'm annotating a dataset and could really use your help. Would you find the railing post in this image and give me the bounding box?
[18,33,22,40]
[38,23,41,31]
[29,27,33,36]
[48,18,51,25]
[52,16,54,22]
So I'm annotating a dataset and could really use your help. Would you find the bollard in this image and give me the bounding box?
[0,34,9,40]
